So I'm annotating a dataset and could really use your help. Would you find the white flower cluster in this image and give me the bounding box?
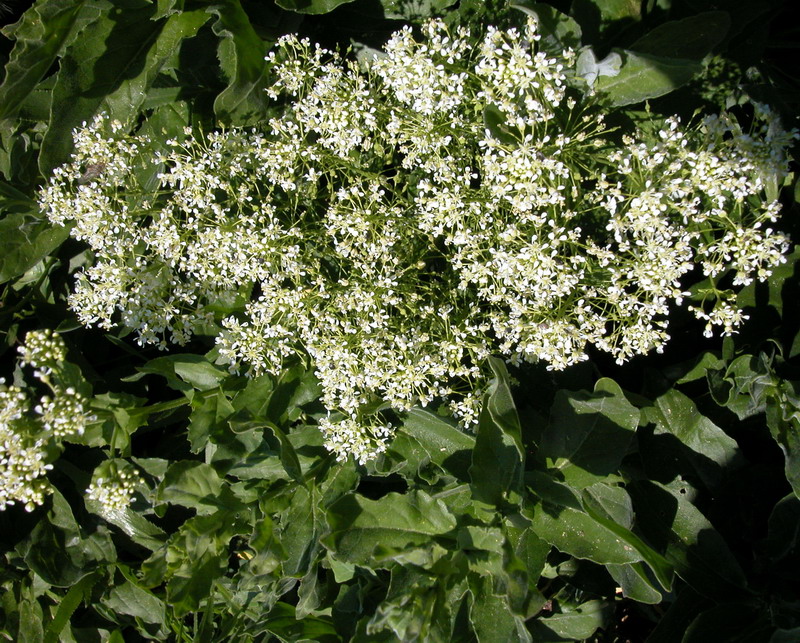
[1,332,95,511]
[85,461,143,513]
[0,382,52,511]
[40,18,796,462]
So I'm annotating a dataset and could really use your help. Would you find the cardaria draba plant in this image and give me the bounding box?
[39,18,797,463]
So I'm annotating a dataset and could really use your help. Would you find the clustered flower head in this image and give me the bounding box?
[1,331,94,510]
[39,17,797,463]
[85,460,144,513]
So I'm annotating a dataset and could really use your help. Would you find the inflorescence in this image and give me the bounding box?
[38,18,797,463]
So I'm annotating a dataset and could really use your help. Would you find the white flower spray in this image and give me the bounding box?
[40,17,797,463]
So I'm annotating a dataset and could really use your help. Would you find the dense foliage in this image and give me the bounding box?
[1,0,799,641]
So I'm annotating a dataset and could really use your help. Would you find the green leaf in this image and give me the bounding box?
[470,357,525,508]
[102,578,166,626]
[281,484,320,576]
[526,474,642,565]
[526,473,673,585]
[43,572,98,643]
[594,50,703,106]
[254,602,340,642]
[572,0,640,23]
[324,490,457,567]
[469,575,531,643]
[208,0,271,125]
[20,490,90,587]
[140,354,229,391]
[0,210,70,284]
[157,461,228,514]
[629,11,730,60]
[766,381,800,499]
[84,502,167,551]
[539,378,639,489]
[264,421,306,486]
[533,600,612,641]
[0,0,97,122]
[390,408,475,480]
[275,0,357,15]
[629,480,747,599]
[643,389,742,492]
[764,494,800,564]
[39,1,209,173]
[607,562,664,604]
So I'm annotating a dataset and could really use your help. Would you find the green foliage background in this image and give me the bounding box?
[1,0,799,641]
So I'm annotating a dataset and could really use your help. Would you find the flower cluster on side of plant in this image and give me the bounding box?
[38,17,797,463]
[0,331,95,510]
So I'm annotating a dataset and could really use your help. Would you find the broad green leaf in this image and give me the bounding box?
[161,511,247,616]
[526,473,642,565]
[0,210,70,285]
[17,597,44,643]
[607,562,664,604]
[764,494,800,564]
[0,0,97,121]
[253,602,339,642]
[674,351,726,385]
[187,391,237,453]
[629,480,747,599]
[630,11,730,60]
[324,490,457,566]
[140,354,229,392]
[469,575,530,643]
[275,0,357,15]
[643,389,742,492]
[84,502,167,551]
[102,578,166,626]
[532,600,612,641]
[281,484,320,576]
[368,567,452,642]
[539,378,639,489]
[470,357,525,508]
[766,381,800,499]
[39,1,209,173]
[595,50,703,106]
[208,0,271,125]
[157,460,227,514]
[389,408,475,480]
[527,472,673,584]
